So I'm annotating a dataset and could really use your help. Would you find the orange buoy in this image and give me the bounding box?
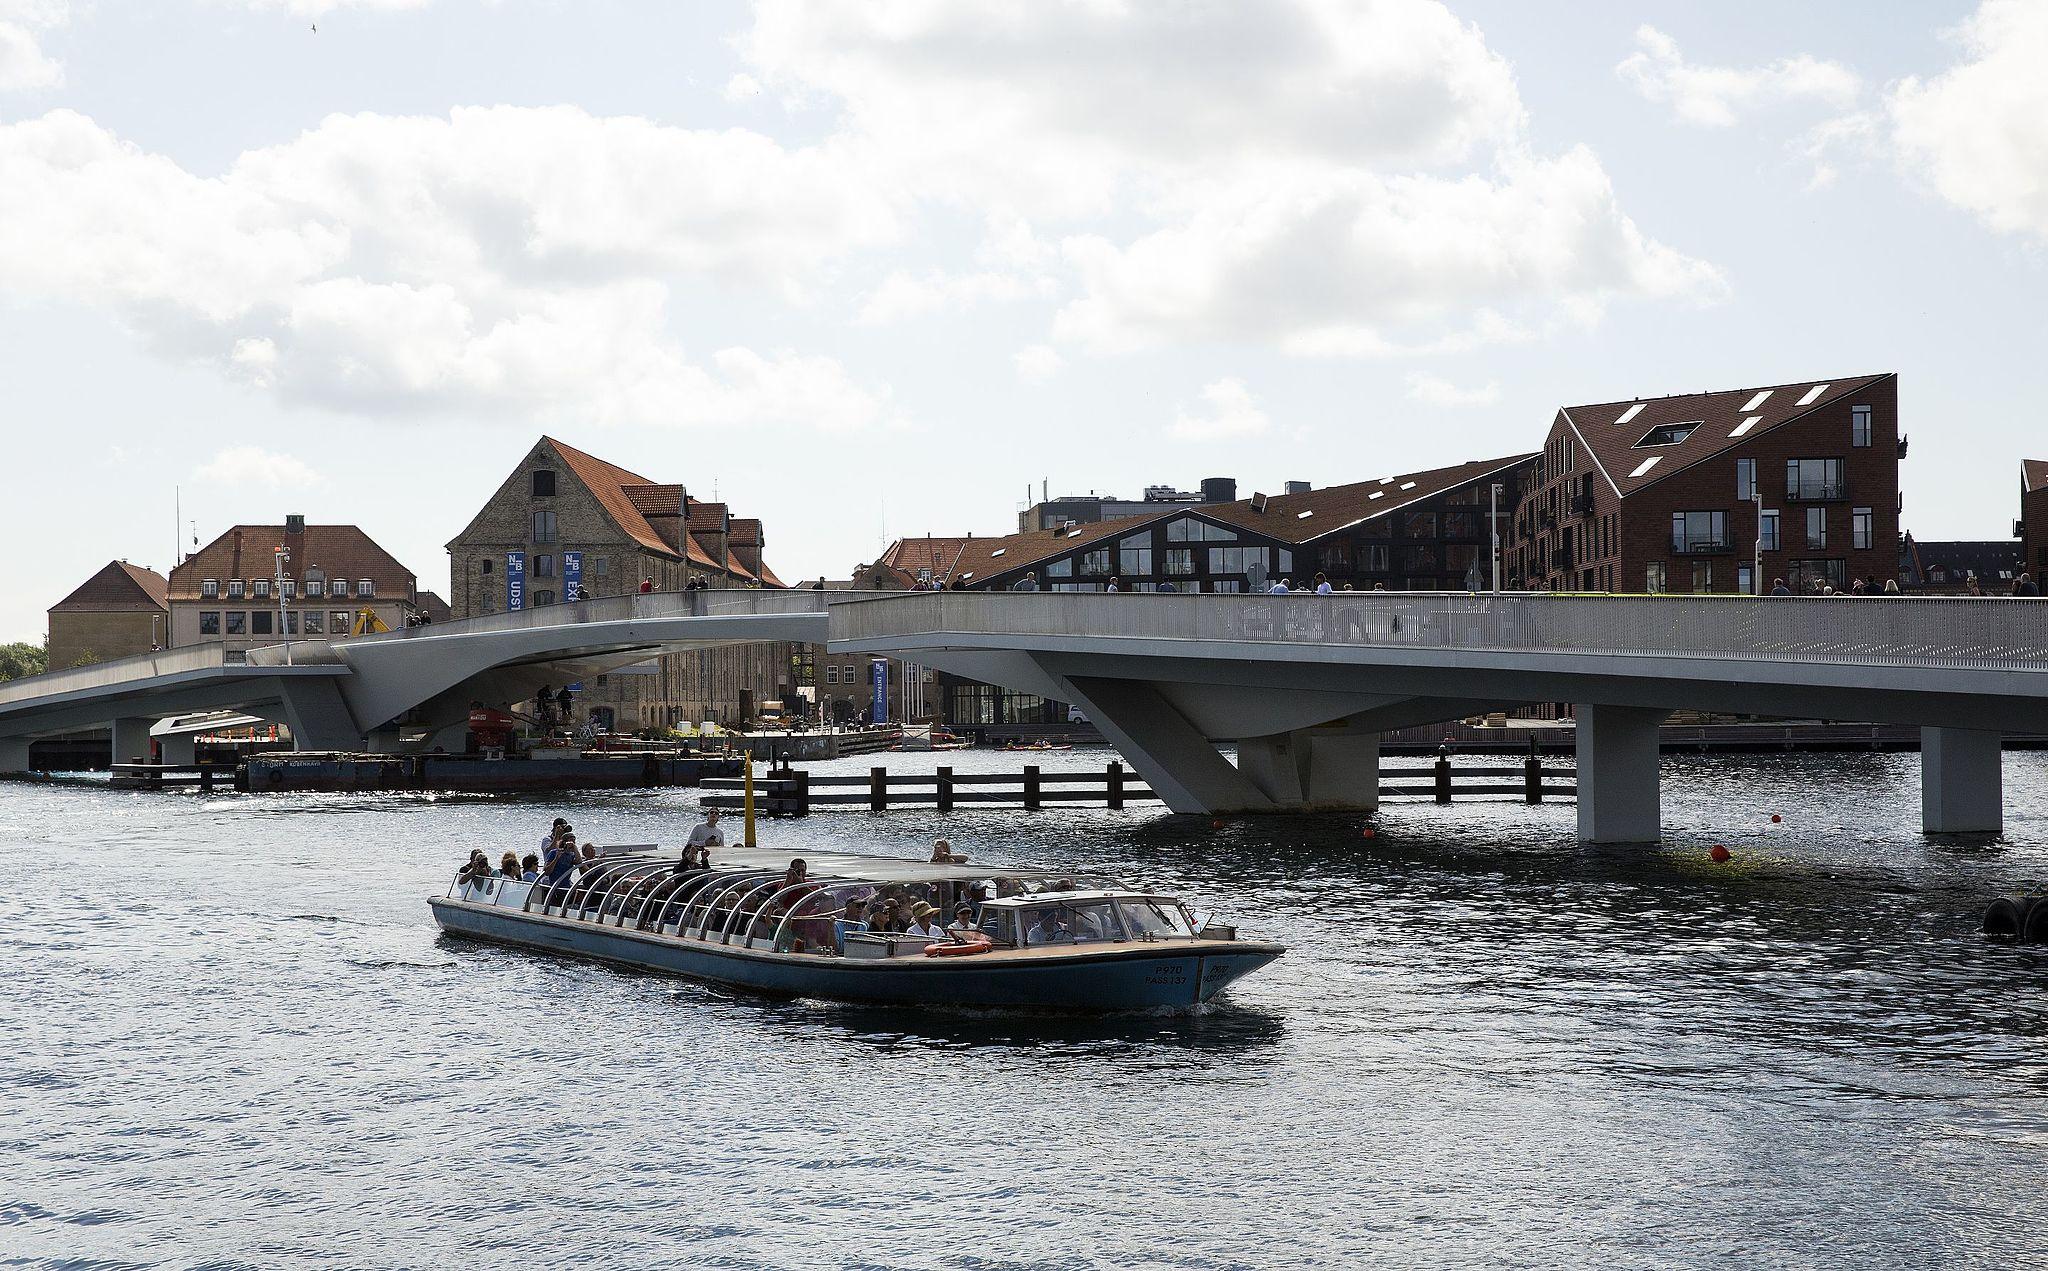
[1211,818,1225,829]
[1709,845,1731,863]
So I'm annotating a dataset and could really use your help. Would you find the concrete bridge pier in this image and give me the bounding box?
[111,717,156,766]
[1921,727,2002,834]
[1237,730,1381,811]
[1575,705,1669,844]
[0,736,29,774]
[158,734,197,765]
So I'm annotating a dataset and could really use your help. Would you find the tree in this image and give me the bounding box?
[0,641,47,682]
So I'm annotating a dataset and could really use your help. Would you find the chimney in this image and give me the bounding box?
[1284,481,1311,495]
[285,514,306,535]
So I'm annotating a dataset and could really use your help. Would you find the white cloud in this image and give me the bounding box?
[1890,0,2048,242]
[1169,378,1270,442]
[739,0,1714,357]
[0,0,65,92]
[1013,343,1063,384]
[1616,26,1861,127]
[857,269,1055,324]
[195,445,323,489]
[0,106,905,429]
[722,72,762,102]
[1055,148,1724,355]
[1406,373,1500,407]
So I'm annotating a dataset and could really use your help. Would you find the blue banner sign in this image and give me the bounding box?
[870,659,888,724]
[563,550,583,603]
[507,551,525,611]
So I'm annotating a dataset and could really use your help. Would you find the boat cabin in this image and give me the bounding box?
[978,891,1198,949]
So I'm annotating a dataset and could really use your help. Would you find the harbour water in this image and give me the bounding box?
[6,748,2048,1268]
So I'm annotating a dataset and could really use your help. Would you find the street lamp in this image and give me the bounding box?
[274,544,292,665]
[1489,483,1504,594]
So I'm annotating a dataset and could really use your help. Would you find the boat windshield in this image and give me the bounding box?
[1117,897,1194,940]
[1020,899,1123,946]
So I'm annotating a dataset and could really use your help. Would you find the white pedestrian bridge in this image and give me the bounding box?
[4,589,2044,842]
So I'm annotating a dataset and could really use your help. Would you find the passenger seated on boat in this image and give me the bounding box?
[686,809,725,852]
[499,852,521,878]
[946,905,979,937]
[672,844,711,873]
[457,850,492,888]
[834,898,869,954]
[520,854,540,882]
[903,902,945,940]
[782,858,808,888]
[1025,909,1073,947]
[868,898,902,934]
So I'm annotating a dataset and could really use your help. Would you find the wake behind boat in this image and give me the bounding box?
[428,842,1282,1012]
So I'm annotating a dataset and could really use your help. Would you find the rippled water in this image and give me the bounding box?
[5,748,2048,1268]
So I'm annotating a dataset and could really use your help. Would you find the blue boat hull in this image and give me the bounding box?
[429,898,1281,1012]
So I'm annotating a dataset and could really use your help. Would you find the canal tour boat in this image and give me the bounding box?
[428,843,1283,1011]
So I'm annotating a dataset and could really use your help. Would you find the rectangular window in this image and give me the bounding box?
[1691,560,1713,592]
[1400,545,1441,573]
[532,470,556,496]
[1645,562,1666,593]
[1670,511,1728,552]
[1738,564,1754,596]
[225,611,246,635]
[357,579,375,598]
[825,666,838,685]
[1759,510,1780,551]
[1118,533,1152,576]
[1163,547,1195,576]
[201,579,219,598]
[1277,549,1293,573]
[1360,544,1390,572]
[199,611,221,635]
[282,579,296,599]
[593,557,609,576]
[304,611,324,635]
[254,579,270,599]
[251,611,273,635]
[1441,511,1482,538]
[1079,548,1111,576]
[1736,458,1756,501]
[1852,507,1872,550]
[534,589,556,606]
[1790,558,1847,591]
[1851,405,1872,448]
[1166,517,1235,542]
[332,611,352,633]
[1320,541,1352,571]
[283,612,300,635]
[1044,557,1072,578]
[1806,507,1827,548]
[535,554,556,578]
[227,580,245,599]
[1401,511,1438,539]
[1786,458,1846,500]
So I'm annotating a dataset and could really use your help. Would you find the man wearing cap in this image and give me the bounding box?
[833,897,869,954]
[945,904,981,940]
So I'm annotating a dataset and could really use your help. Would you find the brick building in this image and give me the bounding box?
[47,561,168,668]
[445,437,792,733]
[168,522,421,655]
[1504,374,1901,594]
[2022,459,2048,586]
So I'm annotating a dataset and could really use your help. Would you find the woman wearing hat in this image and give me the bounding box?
[902,901,946,940]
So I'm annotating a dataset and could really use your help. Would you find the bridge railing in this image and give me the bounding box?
[830,592,2048,671]
[303,587,834,649]
[0,643,233,710]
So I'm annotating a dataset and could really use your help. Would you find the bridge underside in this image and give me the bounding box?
[887,644,2027,842]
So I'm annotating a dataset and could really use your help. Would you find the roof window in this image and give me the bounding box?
[1399,482,1417,491]
[1295,510,1314,519]
[1795,383,1829,406]
[990,548,1005,557]
[1616,403,1646,425]
[1739,390,1773,412]
[1729,416,1761,438]
[1628,456,1663,478]
[1635,422,1699,447]
[1368,491,1383,500]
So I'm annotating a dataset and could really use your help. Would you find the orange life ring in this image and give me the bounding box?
[924,935,993,957]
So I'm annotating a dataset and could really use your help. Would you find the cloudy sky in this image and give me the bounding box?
[3,0,2044,640]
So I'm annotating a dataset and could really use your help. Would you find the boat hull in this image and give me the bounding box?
[429,898,1280,1012]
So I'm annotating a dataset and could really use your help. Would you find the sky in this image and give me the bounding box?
[2,0,2045,641]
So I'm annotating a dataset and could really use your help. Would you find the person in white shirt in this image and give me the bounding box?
[945,904,981,938]
[1269,579,1290,595]
[686,809,724,855]
[903,901,946,939]
[1313,572,1333,595]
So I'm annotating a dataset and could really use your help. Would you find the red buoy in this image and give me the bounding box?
[1361,826,1376,839]
[1211,818,1225,830]
[1709,845,1731,863]
[1770,814,1782,823]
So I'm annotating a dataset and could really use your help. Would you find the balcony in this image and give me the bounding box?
[1786,482,1850,502]
[1671,539,1733,555]
[1570,494,1595,517]
[1550,548,1573,570]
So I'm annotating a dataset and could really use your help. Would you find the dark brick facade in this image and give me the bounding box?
[1506,376,1901,594]
[2022,463,2048,586]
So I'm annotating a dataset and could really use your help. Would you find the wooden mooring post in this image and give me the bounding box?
[936,765,954,812]
[869,765,887,812]
[1107,761,1124,810]
[1434,748,1453,804]
[1023,764,1042,810]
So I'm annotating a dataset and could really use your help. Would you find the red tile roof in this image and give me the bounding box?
[687,501,729,531]
[2025,460,2048,493]
[622,483,685,517]
[729,517,763,545]
[1558,374,1892,498]
[168,526,415,602]
[52,560,169,613]
[545,436,678,560]
[878,535,977,581]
